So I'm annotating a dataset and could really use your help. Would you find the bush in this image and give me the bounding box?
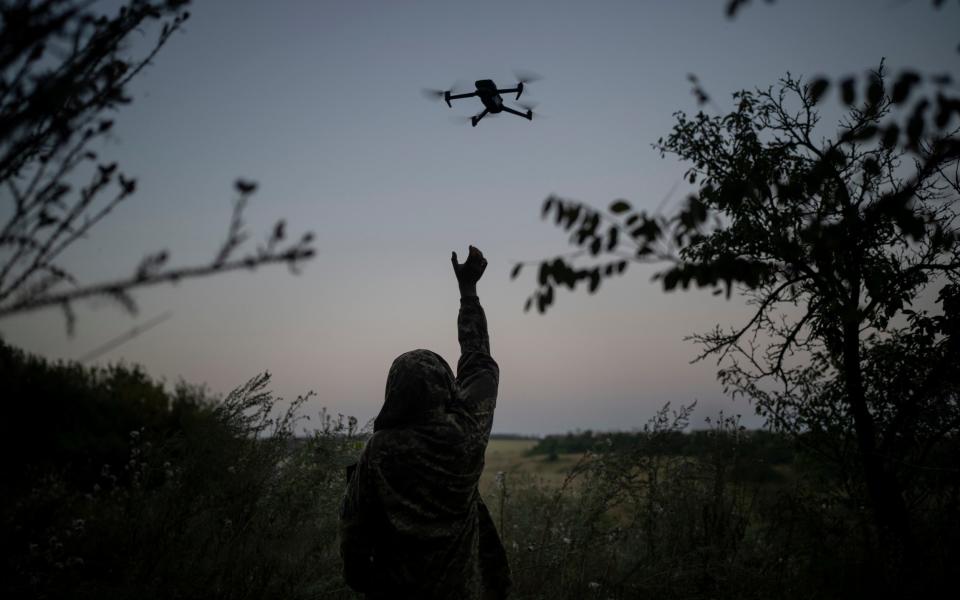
[1,343,363,599]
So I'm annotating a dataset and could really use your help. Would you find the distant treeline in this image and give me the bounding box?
[529,429,796,463]
[489,433,540,441]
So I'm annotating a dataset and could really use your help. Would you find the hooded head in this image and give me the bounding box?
[374,349,456,431]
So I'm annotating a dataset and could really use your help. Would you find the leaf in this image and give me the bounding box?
[609,199,631,214]
[607,226,619,251]
[542,196,555,219]
[840,77,856,105]
[881,124,899,148]
[807,78,829,104]
[589,237,602,256]
[510,264,523,280]
[934,93,960,129]
[538,262,549,286]
[563,204,582,230]
[235,179,258,194]
[866,74,883,106]
[891,72,920,105]
[271,220,286,242]
[907,99,929,145]
[662,269,681,291]
[587,270,601,293]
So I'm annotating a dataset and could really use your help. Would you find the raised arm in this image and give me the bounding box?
[450,246,499,436]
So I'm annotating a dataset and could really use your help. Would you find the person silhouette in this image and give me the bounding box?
[340,246,511,599]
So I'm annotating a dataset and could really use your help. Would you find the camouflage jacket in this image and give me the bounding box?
[340,296,510,599]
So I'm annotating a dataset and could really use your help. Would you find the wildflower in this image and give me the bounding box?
[563,537,571,545]
[588,582,600,590]
[129,430,139,439]
[495,471,506,489]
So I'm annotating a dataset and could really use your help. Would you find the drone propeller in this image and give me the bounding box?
[421,81,464,102]
[513,69,543,85]
[517,101,542,120]
[421,88,447,101]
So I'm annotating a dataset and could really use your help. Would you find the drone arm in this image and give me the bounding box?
[441,91,476,108]
[501,105,532,121]
[498,82,523,100]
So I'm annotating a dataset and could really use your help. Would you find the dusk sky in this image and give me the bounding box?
[2,0,957,434]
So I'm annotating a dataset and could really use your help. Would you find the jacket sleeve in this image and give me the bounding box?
[339,454,375,592]
[453,296,499,437]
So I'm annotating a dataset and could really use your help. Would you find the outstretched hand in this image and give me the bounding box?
[451,245,487,296]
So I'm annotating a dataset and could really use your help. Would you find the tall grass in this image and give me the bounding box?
[484,406,917,599]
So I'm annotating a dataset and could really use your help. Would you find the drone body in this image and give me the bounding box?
[426,74,539,127]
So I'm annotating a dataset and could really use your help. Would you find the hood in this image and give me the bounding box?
[374,349,456,431]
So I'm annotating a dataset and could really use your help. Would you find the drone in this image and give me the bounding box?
[424,72,540,127]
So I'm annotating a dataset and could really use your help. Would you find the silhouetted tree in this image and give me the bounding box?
[0,0,315,333]
[517,62,959,586]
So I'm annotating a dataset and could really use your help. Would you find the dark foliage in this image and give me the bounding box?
[516,43,960,595]
[0,338,213,492]
[0,340,360,599]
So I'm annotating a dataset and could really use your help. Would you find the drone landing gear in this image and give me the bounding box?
[471,108,489,127]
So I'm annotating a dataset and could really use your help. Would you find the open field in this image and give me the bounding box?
[480,438,584,492]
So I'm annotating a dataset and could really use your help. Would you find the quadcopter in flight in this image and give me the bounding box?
[423,72,540,127]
